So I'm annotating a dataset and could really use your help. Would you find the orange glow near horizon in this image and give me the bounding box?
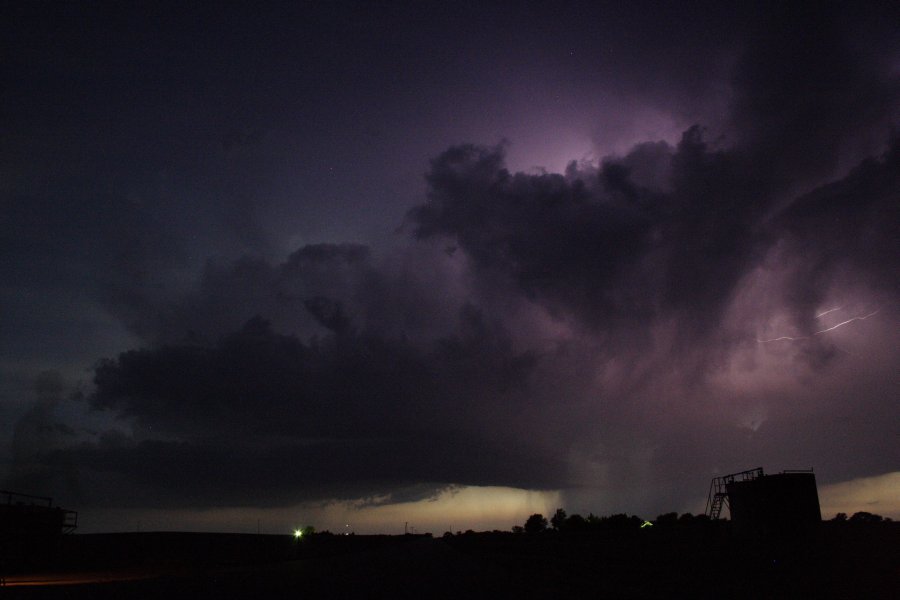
[77,486,562,535]
[74,472,900,535]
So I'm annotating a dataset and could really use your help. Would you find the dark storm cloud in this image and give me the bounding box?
[728,3,900,185]
[136,243,374,343]
[773,138,900,334]
[409,128,773,349]
[3,2,898,520]
[53,428,563,509]
[409,1,899,351]
[64,307,546,507]
[60,127,897,510]
[779,141,899,288]
[410,143,650,325]
[123,241,462,347]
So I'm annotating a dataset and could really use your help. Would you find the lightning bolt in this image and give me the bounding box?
[757,334,807,342]
[757,309,879,343]
[815,307,842,319]
[812,310,879,335]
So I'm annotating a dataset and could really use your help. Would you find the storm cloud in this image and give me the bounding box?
[62,305,551,507]
[47,128,898,513]
[2,2,898,527]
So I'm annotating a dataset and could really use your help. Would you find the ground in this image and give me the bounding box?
[2,523,897,598]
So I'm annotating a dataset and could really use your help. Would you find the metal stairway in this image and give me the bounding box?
[705,467,764,519]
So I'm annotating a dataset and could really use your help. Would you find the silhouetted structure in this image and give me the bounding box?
[706,468,821,537]
[0,490,77,570]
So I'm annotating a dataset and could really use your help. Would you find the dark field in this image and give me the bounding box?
[2,523,898,599]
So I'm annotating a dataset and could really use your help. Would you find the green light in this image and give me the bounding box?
[294,529,303,538]
[640,520,654,528]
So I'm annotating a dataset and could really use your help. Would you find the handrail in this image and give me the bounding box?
[705,468,764,519]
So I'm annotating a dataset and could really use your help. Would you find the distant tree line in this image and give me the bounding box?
[829,511,892,523]
[513,509,892,534]
[513,509,704,534]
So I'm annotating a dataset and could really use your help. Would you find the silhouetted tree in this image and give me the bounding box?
[678,513,695,524]
[511,525,524,534]
[849,511,884,523]
[692,514,710,522]
[654,512,678,526]
[524,513,548,534]
[551,508,567,531]
[605,513,643,530]
[565,513,587,532]
[831,512,848,522]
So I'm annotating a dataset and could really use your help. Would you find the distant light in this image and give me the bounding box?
[294,529,303,538]
[641,520,654,528]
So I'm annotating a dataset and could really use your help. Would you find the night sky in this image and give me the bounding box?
[3,2,898,534]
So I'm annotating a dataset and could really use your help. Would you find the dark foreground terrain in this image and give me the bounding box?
[2,522,897,599]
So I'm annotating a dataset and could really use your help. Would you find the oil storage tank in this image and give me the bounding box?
[726,470,821,538]
[0,490,77,571]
